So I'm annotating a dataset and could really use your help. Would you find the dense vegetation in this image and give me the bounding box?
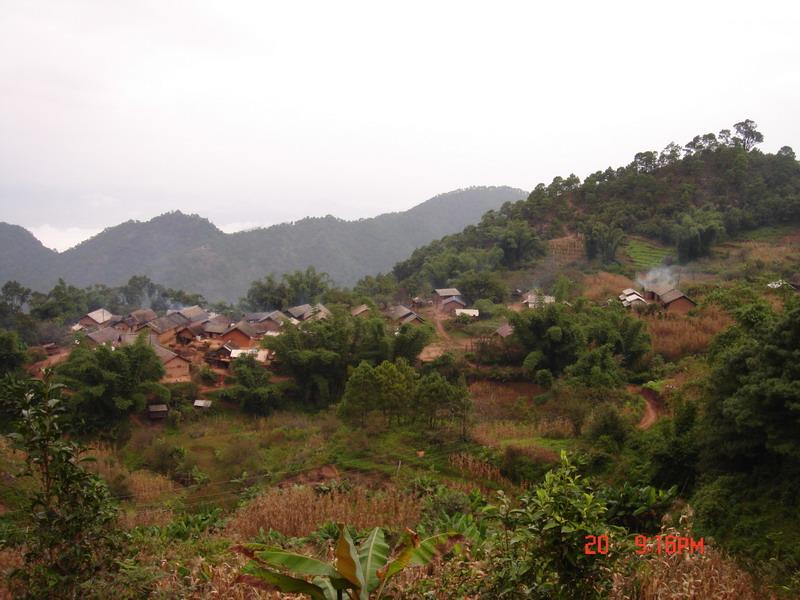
[393,120,800,292]
[1,121,799,598]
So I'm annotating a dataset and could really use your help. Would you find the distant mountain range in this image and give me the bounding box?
[0,186,526,302]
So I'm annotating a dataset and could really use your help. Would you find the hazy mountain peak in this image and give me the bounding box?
[0,186,526,301]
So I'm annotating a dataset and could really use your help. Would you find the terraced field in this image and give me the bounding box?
[625,238,671,269]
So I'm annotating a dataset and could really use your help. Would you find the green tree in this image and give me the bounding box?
[703,301,800,465]
[338,361,380,426]
[56,334,167,433]
[283,266,332,306]
[733,118,764,151]
[482,453,621,599]
[223,354,283,415]
[510,305,584,375]
[672,208,724,262]
[552,275,573,303]
[244,274,289,311]
[374,359,418,424]
[454,270,506,303]
[392,323,434,363]
[29,278,88,323]
[0,329,26,375]
[584,222,624,263]
[5,375,121,598]
[565,345,622,388]
[489,219,543,267]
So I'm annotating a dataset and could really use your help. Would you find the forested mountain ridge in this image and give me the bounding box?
[0,186,526,302]
[393,121,800,292]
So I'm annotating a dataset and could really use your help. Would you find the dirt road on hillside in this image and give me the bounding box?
[419,309,470,361]
[628,385,665,429]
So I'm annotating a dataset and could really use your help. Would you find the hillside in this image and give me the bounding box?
[393,125,800,292]
[0,186,526,302]
[2,123,800,599]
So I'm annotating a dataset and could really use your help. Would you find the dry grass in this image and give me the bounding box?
[126,470,176,503]
[225,485,421,539]
[448,453,510,486]
[582,272,636,302]
[642,305,733,360]
[471,418,572,448]
[156,555,296,599]
[612,545,774,600]
[119,506,175,529]
[733,240,798,264]
[469,381,544,421]
[82,444,175,504]
[0,548,24,600]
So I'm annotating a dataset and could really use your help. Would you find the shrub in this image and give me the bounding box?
[535,368,554,388]
[585,403,630,446]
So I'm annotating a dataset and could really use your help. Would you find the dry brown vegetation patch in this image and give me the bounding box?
[448,452,510,486]
[225,484,420,539]
[582,272,636,302]
[469,381,544,421]
[642,305,732,360]
[612,545,774,600]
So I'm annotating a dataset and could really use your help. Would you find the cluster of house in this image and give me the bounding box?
[619,285,696,313]
[70,302,339,383]
[384,288,483,326]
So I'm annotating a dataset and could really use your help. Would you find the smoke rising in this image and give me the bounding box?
[637,266,678,291]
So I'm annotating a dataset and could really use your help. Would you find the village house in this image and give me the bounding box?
[643,285,696,313]
[115,332,190,381]
[287,303,332,322]
[146,313,190,345]
[220,321,259,348]
[385,305,425,325]
[86,326,123,347]
[168,305,209,323]
[440,295,467,315]
[243,310,290,334]
[230,347,271,363]
[494,323,514,339]
[619,288,648,308]
[148,404,169,420]
[455,308,479,319]
[114,308,158,332]
[351,304,371,318]
[77,308,117,330]
[152,344,192,382]
[432,288,462,309]
[175,322,208,345]
[522,292,555,309]
[657,289,696,314]
[203,315,232,338]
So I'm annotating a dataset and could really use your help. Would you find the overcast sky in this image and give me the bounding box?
[1,1,798,251]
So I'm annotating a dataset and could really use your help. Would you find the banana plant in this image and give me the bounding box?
[234,525,463,599]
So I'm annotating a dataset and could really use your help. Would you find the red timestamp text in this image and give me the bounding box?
[634,534,704,555]
[583,534,705,555]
